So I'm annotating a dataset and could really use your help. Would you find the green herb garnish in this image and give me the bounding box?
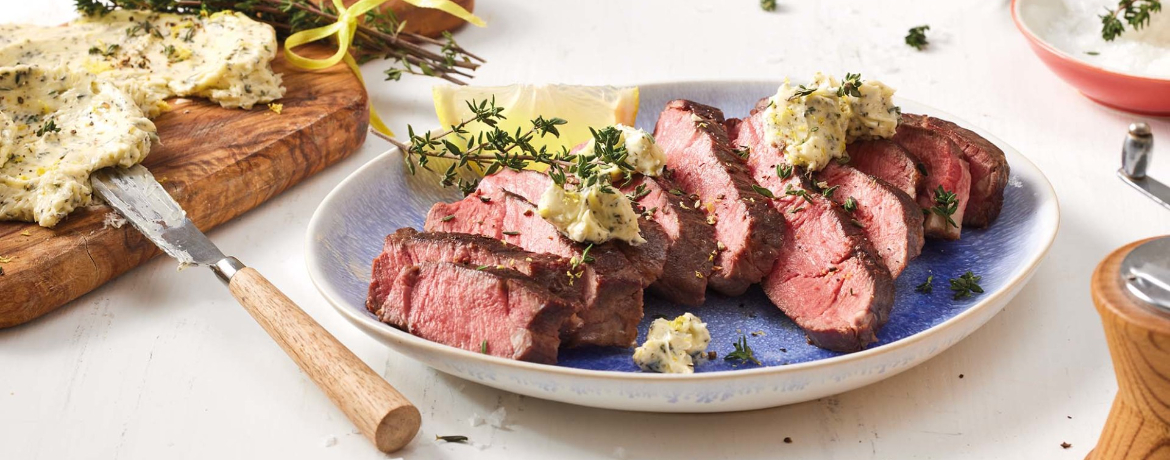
[1100,1,1162,41]
[837,72,862,98]
[87,43,120,57]
[480,340,488,354]
[843,196,858,212]
[1085,51,1101,56]
[905,25,931,50]
[760,0,777,12]
[784,184,814,203]
[569,244,595,271]
[752,184,775,198]
[436,435,469,443]
[724,335,761,366]
[949,271,983,300]
[777,163,793,179]
[35,119,60,137]
[821,185,840,198]
[441,214,455,222]
[915,274,933,294]
[502,231,520,236]
[929,185,959,228]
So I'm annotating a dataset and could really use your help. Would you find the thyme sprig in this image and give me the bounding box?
[724,336,761,366]
[374,98,640,196]
[1100,0,1162,41]
[929,185,959,228]
[74,0,484,85]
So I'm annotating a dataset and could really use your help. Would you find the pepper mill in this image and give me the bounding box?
[1087,124,1170,460]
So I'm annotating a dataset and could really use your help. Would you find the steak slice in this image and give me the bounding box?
[369,228,585,334]
[901,114,1008,227]
[620,175,717,305]
[817,162,924,278]
[891,123,972,240]
[368,261,574,364]
[477,169,669,288]
[425,188,643,347]
[654,99,785,295]
[726,114,894,352]
[846,139,922,198]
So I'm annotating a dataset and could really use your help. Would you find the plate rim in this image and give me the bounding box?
[305,81,1061,382]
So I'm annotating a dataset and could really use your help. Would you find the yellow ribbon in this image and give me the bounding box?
[283,0,485,136]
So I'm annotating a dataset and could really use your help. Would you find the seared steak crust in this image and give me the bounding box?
[425,188,643,347]
[478,169,669,289]
[369,261,574,364]
[726,114,895,352]
[621,175,717,305]
[654,99,785,295]
[891,123,972,240]
[901,114,1008,227]
[846,139,922,198]
[817,162,924,278]
[369,228,585,334]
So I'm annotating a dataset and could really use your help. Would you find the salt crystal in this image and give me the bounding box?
[323,436,337,447]
[469,413,484,427]
[486,407,507,428]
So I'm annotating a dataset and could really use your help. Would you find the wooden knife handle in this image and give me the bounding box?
[227,267,421,452]
[1087,238,1170,460]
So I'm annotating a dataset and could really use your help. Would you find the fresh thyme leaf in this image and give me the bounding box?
[949,270,984,300]
[733,146,751,158]
[821,184,840,198]
[752,184,775,198]
[724,335,761,365]
[1100,1,1162,41]
[627,183,651,201]
[475,265,489,271]
[1085,51,1101,56]
[915,274,933,294]
[843,196,858,212]
[906,25,931,50]
[784,184,814,203]
[436,435,469,443]
[776,163,793,179]
[480,340,488,354]
[441,214,455,222]
[669,188,685,196]
[760,0,777,12]
[502,231,520,236]
[788,85,817,100]
[35,119,60,137]
[838,72,863,98]
[569,244,595,272]
[87,43,120,57]
[929,185,959,228]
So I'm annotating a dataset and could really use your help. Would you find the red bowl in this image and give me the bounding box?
[1011,0,1170,116]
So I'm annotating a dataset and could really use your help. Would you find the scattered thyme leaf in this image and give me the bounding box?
[906,25,931,50]
[915,274,933,294]
[760,0,777,12]
[752,184,775,198]
[436,435,469,443]
[949,270,984,300]
[724,335,761,365]
[929,185,959,228]
[843,196,858,212]
[480,340,488,354]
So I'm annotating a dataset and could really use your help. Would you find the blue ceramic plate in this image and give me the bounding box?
[306,81,1059,412]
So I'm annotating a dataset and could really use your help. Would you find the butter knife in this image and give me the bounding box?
[91,164,420,452]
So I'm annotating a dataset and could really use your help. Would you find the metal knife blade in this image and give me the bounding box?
[91,165,230,269]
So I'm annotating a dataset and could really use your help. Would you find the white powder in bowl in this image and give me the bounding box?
[1024,0,1170,78]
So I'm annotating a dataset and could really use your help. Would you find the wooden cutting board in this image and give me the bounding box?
[0,45,368,328]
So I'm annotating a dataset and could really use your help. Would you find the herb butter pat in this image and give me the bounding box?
[762,73,900,171]
[632,313,712,374]
[538,182,645,245]
[0,10,284,116]
[582,124,666,178]
[0,66,156,227]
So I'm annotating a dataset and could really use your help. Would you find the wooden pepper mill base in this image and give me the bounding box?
[1088,238,1170,460]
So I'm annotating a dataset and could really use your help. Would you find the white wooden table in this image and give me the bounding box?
[5,1,1170,458]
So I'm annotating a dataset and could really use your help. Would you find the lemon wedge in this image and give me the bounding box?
[432,84,639,162]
